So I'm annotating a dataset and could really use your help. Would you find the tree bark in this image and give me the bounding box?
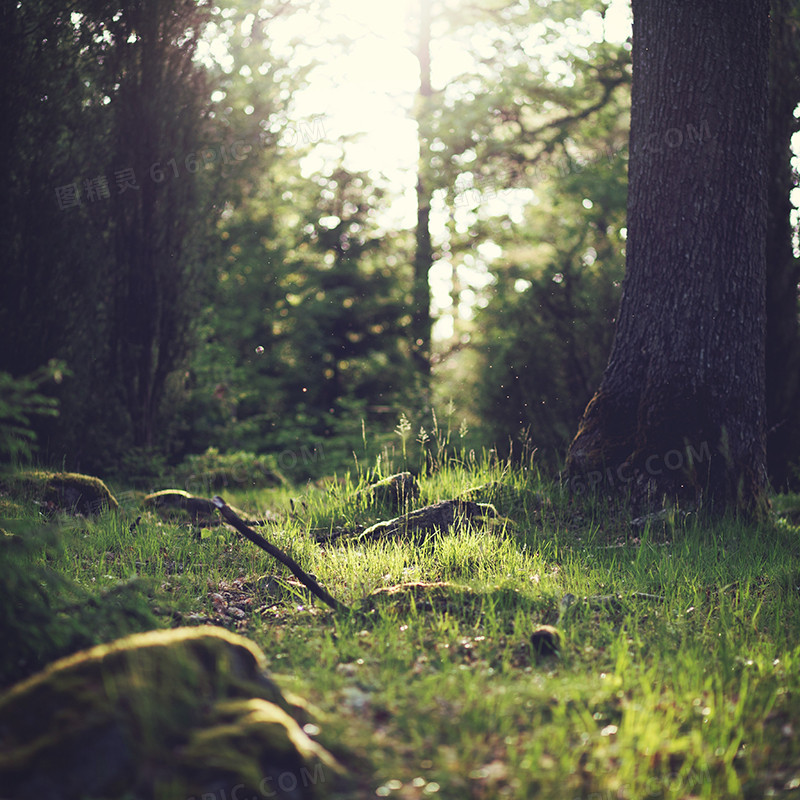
[765,0,800,490]
[565,0,770,517]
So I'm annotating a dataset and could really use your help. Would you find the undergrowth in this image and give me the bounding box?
[2,445,800,799]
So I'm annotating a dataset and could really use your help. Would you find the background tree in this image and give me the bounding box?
[427,2,631,464]
[3,0,795,491]
[412,0,435,391]
[566,0,770,516]
[0,1,112,464]
[101,0,217,451]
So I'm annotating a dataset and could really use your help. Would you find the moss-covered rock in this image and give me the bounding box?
[355,472,420,510]
[143,490,274,527]
[361,581,481,615]
[0,627,340,799]
[143,489,220,525]
[1,470,118,515]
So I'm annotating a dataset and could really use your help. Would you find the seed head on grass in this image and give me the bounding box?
[394,413,412,462]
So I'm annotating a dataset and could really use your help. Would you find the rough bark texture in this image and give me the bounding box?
[765,0,800,489]
[566,0,770,517]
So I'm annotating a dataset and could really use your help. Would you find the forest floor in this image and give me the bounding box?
[4,455,800,799]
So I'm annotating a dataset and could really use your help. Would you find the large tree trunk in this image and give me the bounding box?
[765,0,800,490]
[565,0,770,517]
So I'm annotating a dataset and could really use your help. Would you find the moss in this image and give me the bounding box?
[177,699,340,798]
[361,581,481,615]
[354,472,420,510]
[143,489,219,524]
[1,470,118,515]
[0,627,339,799]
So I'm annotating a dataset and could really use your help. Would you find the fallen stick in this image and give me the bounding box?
[211,495,349,614]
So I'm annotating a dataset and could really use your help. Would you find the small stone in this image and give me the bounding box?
[530,625,561,657]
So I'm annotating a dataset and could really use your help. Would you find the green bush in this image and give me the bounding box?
[0,362,66,465]
[0,521,158,689]
[173,448,287,495]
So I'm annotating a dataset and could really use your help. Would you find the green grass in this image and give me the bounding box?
[3,457,800,799]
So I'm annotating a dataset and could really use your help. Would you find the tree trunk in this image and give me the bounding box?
[765,0,800,490]
[413,0,434,391]
[108,0,208,448]
[565,0,770,517]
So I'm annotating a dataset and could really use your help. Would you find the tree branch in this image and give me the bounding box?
[211,496,349,614]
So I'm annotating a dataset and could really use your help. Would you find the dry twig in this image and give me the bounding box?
[211,496,349,614]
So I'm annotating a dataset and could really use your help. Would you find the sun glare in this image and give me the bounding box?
[266,0,633,340]
[287,0,631,186]
[287,0,420,188]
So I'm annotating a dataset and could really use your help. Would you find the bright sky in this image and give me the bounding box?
[270,0,424,228]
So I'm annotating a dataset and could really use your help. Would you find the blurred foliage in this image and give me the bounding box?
[178,162,421,475]
[173,448,287,493]
[0,362,67,464]
[471,143,628,467]
[2,0,797,484]
[0,0,305,473]
[0,522,159,689]
[427,2,631,468]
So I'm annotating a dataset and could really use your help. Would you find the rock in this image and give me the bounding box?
[1,470,118,515]
[530,625,562,657]
[361,581,481,615]
[355,472,420,510]
[143,490,277,528]
[143,489,220,525]
[0,627,340,800]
